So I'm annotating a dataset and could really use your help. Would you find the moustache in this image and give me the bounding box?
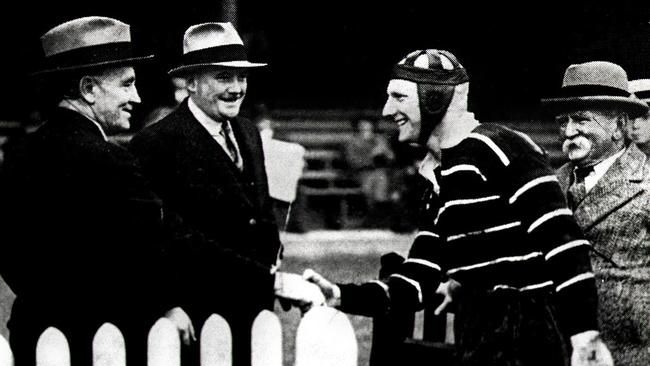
[562,135,592,154]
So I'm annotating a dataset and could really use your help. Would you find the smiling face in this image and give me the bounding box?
[382,79,421,144]
[556,109,624,166]
[88,66,140,133]
[187,68,248,122]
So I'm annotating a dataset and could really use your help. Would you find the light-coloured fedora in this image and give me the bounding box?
[541,61,648,117]
[32,16,153,75]
[629,79,650,104]
[168,22,266,76]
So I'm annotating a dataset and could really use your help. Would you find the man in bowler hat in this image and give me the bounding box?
[306,49,612,366]
[0,16,194,365]
[544,61,650,365]
[129,22,282,366]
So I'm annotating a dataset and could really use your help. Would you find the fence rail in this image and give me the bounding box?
[0,307,357,366]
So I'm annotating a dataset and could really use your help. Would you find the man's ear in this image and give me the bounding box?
[79,76,97,104]
[186,77,197,94]
[612,113,627,142]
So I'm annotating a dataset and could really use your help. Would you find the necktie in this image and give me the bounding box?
[221,122,242,170]
[567,165,594,210]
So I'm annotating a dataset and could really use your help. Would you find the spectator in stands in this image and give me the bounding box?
[305,49,612,366]
[545,61,650,365]
[0,17,194,366]
[344,117,394,227]
[129,22,281,366]
[627,79,650,156]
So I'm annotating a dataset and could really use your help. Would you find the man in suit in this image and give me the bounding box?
[543,61,650,365]
[627,79,650,156]
[129,22,282,366]
[0,17,194,366]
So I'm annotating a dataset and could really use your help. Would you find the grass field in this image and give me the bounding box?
[0,230,414,366]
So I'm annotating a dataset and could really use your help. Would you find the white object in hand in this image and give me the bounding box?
[274,272,326,306]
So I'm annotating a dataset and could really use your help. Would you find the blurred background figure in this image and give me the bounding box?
[344,116,394,227]
[628,79,650,156]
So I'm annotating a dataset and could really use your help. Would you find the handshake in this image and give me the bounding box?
[274,270,341,312]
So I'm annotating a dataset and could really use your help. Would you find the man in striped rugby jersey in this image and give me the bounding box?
[306,50,612,366]
[545,62,650,365]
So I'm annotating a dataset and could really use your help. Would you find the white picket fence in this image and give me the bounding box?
[0,307,358,366]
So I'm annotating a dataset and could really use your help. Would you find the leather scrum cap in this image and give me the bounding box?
[541,61,648,118]
[168,22,266,76]
[32,16,153,76]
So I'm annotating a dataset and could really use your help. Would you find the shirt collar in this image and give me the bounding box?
[592,148,624,178]
[188,96,226,136]
[418,152,441,193]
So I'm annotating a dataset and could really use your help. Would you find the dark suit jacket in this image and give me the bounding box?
[129,101,282,324]
[0,108,172,365]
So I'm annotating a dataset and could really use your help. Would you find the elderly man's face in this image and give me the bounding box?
[382,79,421,143]
[556,109,623,167]
[625,112,650,145]
[90,66,140,133]
[188,68,248,122]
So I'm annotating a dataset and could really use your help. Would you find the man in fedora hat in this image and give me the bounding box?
[627,79,650,156]
[544,61,650,365]
[0,16,196,365]
[129,22,282,366]
[305,49,612,366]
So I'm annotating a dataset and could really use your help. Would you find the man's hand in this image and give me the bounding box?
[303,269,341,307]
[164,307,196,346]
[570,331,613,366]
[434,279,461,315]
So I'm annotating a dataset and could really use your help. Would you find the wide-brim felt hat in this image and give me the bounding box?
[31,16,153,76]
[541,61,648,118]
[168,22,266,76]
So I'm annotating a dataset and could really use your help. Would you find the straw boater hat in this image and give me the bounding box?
[31,16,153,76]
[541,61,648,118]
[629,79,650,104]
[168,22,266,76]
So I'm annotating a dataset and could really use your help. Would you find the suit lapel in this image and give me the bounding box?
[572,145,648,231]
[176,104,255,210]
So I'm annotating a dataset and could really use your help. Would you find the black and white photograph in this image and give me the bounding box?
[0,2,648,365]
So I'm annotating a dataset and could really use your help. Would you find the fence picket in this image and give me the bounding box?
[200,314,232,366]
[0,333,12,366]
[147,318,180,366]
[93,323,125,366]
[36,327,70,366]
[295,307,357,366]
[251,310,282,366]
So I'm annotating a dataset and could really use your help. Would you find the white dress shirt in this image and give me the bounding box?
[188,97,243,170]
[582,149,624,193]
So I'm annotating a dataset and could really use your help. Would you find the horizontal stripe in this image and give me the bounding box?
[447,221,521,242]
[370,280,390,299]
[441,164,487,181]
[509,175,559,204]
[556,272,594,292]
[435,195,501,224]
[447,251,542,275]
[405,258,441,272]
[468,133,510,166]
[492,280,553,292]
[416,231,439,239]
[390,274,423,304]
[545,239,591,260]
[513,130,545,155]
[528,208,573,233]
